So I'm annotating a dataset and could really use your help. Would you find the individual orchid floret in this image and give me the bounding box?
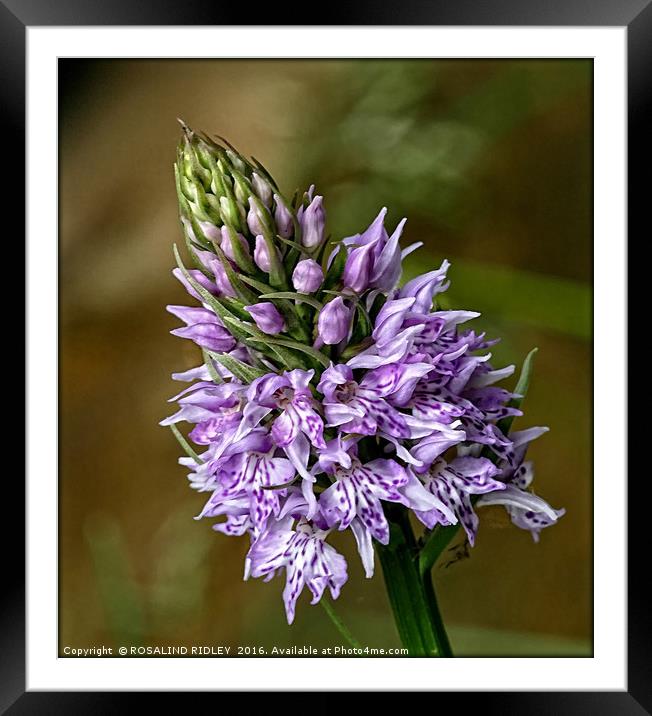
[246,369,326,450]
[245,302,286,335]
[413,456,507,545]
[399,259,451,314]
[317,362,435,439]
[292,258,324,293]
[247,518,348,624]
[476,427,565,542]
[167,305,236,353]
[342,238,376,293]
[300,195,326,248]
[160,380,243,430]
[316,437,408,549]
[172,267,219,302]
[317,296,352,345]
[339,209,408,294]
[207,258,238,298]
[197,429,296,532]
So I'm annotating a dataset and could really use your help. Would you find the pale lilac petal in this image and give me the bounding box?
[350,519,375,578]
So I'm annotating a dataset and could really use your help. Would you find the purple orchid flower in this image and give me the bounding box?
[300,195,326,249]
[413,455,507,545]
[247,517,348,624]
[167,305,236,353]
[253,234,281,274]
[172,267,220,302]
[399,259,451,314]
[340,209,408,294]
[220,225,250,263]
[292,258,323,293]
[242,369,326,450]
[317,362,437,439]
[316,437,408,547]
[197,429,296,532]
[247,197,270,237]
[160,380,244,428]
[245,302,286,335]
[317,296,352,345]
[273,194,294,239]
[476,428,565,542]
[251,172,273,206]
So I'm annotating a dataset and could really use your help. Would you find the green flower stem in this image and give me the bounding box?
[378,510,452,657]
[418,523,461,578]
[320,597,362,650]
[421,557,453,657]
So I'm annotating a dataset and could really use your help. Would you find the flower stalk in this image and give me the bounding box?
[378,509,452,657]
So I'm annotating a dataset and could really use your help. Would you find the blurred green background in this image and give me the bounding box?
[59,59,592,657]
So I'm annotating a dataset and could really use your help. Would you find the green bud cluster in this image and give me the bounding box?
[172,122,348,375]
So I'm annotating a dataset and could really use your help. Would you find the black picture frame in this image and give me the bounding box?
[5,1,642,710]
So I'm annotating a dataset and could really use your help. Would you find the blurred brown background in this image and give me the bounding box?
[59,59,592,656]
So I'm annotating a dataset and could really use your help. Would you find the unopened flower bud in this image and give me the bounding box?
[274,194,294,238]
[317,296,352,345]
[220,195,241,229]
[300,195,325,249]
[208,259,237,298]
[247,197,270,237]
[292,259,323,293]
[245,302,286,335]
[254,235,281,274]
[233,177,250,206]
[198,220,221,244]
[252,172,273,207]
[220,225,250,263]
[226,149,246,174]
[342,241,376,293]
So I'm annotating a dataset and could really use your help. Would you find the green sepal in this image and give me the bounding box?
[239,275,276,294]
[189,173,221,224]
[230,169,254,206]
[250,156,280,192]
[247,335,330,369]
[259,291,323,311]
[213,134,254,175]
[205,350,268,384]
[349,301,373,345]
[322,243,346,291]
[219,296,254,322]
[274,235,306,254]
[202,348,223,384]
[218,194,243,232]
[221,316,301,369]
[179,224,212,278]
[496,347,539,437]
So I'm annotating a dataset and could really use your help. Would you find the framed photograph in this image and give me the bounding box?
[6,0,642,709]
